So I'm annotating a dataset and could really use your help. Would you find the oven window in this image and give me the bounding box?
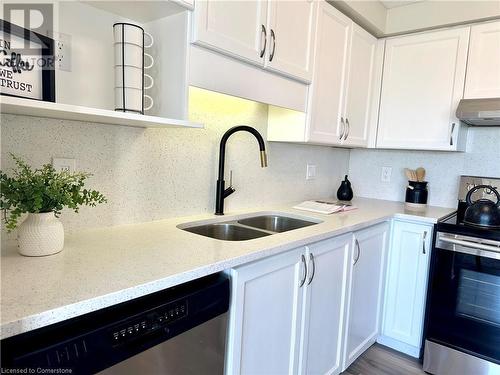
[456,269,500,327]
[426,248,500,364]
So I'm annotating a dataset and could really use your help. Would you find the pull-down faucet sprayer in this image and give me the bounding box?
[215,126,268,215]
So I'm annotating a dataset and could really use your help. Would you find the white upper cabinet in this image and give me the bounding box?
[192,0,267,65]
[379,220,433,358]
[464,21,500,99]
[268,2,381,147]
[343,24,378,148]
[265,0,317,82]
[193,0,316,83]
[377,27,470,151]
[307,2,351,144]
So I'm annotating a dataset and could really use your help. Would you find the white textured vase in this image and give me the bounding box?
[17,213,64,257]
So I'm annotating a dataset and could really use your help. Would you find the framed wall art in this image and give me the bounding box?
[0,20,55,102]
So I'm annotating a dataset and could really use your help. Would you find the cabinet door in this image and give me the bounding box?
[306,2,351,144]
[265,0,317,83]
[377,27,469,151]
[464,21,500,99]
[226,247,305,375]
[379,220,433,358]
[343,24,378,148]
[193,0,267,65]
[343,222,389,369]
[299,234,351,375]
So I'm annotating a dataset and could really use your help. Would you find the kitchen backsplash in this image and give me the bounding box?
[3,85,499,236]
[1,87,349,235]
[348,127,500,208]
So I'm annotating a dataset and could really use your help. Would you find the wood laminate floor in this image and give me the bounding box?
[342,344,426,375]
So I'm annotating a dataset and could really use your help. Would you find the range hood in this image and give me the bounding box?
[456,98,500,126]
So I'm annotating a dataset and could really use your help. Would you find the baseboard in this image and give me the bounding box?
[377,335,420,358]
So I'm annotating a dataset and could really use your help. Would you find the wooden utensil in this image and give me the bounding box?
[416,167,426,182]
[405,168,414,181]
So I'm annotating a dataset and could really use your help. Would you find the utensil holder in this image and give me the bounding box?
[405,181,428,211]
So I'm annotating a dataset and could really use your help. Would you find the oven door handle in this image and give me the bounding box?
[438,235,500,260]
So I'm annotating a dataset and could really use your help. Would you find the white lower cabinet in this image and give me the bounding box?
[225,246,305,374]
[226,219,433,373]
[226,233,351,375]
[342,222,389,370]
[378,220,433,358]
[299,235,351,375]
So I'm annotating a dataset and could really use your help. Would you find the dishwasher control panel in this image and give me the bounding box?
[111,301,188,344]
[1,273,229,374]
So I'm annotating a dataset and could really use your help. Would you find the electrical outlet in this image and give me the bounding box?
[381,166,392,182]
[306,164,316,180]
[53,158,76,173]
[52,32,72,72]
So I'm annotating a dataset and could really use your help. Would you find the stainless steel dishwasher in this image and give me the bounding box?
[1,273,229,374]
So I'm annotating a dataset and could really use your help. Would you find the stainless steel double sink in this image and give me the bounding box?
[180,214,321,241]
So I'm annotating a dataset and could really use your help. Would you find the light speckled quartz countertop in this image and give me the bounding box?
[0,197,454,339]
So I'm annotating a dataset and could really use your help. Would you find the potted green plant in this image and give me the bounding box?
[1,154,106,257]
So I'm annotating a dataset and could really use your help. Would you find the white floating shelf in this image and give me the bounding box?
[81,0,193,23]
[0,96,203,129]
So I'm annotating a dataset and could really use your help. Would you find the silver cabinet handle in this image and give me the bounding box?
[269,29,276,61]
[260,25,267,58]
[307,253,315,285]
[344,118,350,140]
[450,123,455,146]
[339,117,345,140]
[422,231,427,254]
[354,239,361,265]
[299,254,307,287]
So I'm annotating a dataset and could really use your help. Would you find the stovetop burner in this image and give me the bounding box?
[438,211,500,241]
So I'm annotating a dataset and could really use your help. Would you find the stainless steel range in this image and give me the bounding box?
[423,176,500,375]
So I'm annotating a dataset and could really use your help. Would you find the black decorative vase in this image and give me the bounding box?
[405,181,428,204]
[337,175,353,201]
[404,181,428,211]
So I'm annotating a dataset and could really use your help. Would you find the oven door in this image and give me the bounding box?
[426,231,500,364]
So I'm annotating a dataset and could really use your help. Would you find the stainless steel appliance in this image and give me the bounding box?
[423,176,500,375]
[1,273,229,374]
[456,98,500,126]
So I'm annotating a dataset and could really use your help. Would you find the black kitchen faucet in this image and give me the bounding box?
[215,125,268,215]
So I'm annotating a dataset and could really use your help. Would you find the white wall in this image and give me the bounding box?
[385,1,500,35]
[348,127,500,208]
[0,87,349,234]
[329,0,387,36]
[333,0,500,37]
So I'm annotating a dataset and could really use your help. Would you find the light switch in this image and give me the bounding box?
[306,164,316,180]
[53,158,76,173]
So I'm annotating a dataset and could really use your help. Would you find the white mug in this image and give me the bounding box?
[114,43,154,69]
[113,23,153,48]
[115,87,153,112]
[115,66,154,90]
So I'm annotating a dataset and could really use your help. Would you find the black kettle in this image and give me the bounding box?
[463,185,500,229]
[337,175,353,201]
